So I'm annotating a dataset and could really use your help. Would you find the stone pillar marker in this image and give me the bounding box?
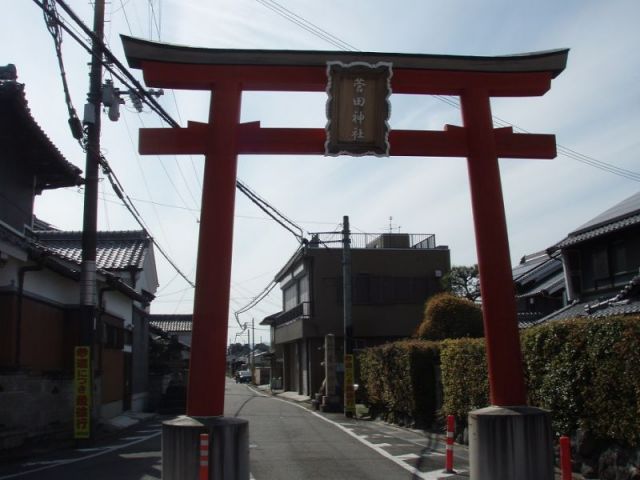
[321,334,341,412]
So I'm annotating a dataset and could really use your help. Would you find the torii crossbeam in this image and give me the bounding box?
[122,36,568,418]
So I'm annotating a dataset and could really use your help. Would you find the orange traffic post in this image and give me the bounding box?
[560,436,572,480]
[445,415,455,473]
[199,433,209,480]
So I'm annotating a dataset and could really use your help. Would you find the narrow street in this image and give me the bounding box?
[0,378,468,479]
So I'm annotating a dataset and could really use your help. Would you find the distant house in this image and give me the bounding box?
[34,228,158,415]
[149,314,192,359]
[261,232,450,396]
[0,69,157,449]
[521,191,640,324]
[512,250,565,326]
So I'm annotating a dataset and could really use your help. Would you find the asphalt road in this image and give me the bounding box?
[0,378,469,479]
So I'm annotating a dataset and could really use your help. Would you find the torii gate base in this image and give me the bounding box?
[122,36,569,480]
[470,406,553,479]
[162,416,248,480]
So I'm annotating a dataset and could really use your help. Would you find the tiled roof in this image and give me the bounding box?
[517,273,565,299]
[513,250,565,298]
[517,312,546,328]
[150,314,193,333]
[35,230,150,271]
[552,213,640,250]
[536,275,640,324]
[550,191,640,250]
[32,216,59,232]
[572,191,640,235]
[0,223,147,302]
[0,222,29,251]
[0,78,82,191]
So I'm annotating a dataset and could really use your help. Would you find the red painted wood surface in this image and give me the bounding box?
[140,61,553,97]
[460,88,527,406]
[140,122,556,159]
[186,81,241,417]
[131,55,563,415]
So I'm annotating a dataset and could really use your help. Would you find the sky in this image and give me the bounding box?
[2,0,639,345]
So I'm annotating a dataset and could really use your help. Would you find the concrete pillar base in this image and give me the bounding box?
[469,405,553,480]
[162,415,249,480]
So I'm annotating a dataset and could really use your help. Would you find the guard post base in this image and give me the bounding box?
[469,406,553,480]
[162,415,249,480]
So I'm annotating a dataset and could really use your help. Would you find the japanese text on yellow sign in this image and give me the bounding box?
[74,346,91,439]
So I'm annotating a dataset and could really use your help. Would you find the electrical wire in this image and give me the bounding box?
[254,1,640,183]
[98,154,196,288]
[236,179,306,243]
[41,0,84,144]
[254,0,358,51]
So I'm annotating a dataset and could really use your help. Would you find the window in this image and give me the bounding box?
[611,240,627,274]
[298,275,310,303]
[592,247,609,280]
[346,275,429,305]
[283,284,298,311]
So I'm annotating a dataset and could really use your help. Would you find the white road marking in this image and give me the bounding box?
[396,453,420,460]
[268,395,456,480]
[0,430,161,479]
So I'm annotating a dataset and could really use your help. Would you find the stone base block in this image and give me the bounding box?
[162,415,249,480]
[469,405,553,480]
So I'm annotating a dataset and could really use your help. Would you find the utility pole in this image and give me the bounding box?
[251,318,255,374]
[79,0,105,440]
[342,215,355,417]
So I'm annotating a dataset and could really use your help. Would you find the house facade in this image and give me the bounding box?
[262,232,450,396]
[0,70,157,449]
[542,191,640,321]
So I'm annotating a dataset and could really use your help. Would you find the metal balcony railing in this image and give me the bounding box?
[308,232,436,249]
[273,301,311,327]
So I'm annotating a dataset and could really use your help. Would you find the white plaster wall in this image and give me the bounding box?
[102,290,133,325]
[23,268,79,305]
[139,247,159,294]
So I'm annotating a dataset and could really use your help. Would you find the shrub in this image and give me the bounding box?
[416,293,483,340]
[362,314,640,447]
[440,338,489,418]
[359,339,440,427]
[522,316,640,445]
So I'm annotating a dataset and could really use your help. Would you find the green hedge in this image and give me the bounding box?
[360,315,640,446]
[416,293,484,340]
[359,339,440,427]
[440,338,488,417]
[521,316,640,445]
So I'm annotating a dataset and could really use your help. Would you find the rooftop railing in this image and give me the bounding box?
[307,232,436,249]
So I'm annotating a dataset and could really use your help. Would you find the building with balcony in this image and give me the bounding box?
[261,232,450,396]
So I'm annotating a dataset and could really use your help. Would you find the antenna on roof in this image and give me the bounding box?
[382,216,401,233]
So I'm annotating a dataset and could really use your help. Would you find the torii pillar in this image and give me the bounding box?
[122,35,568,480]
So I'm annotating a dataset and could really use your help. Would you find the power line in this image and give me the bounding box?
[236,179,306,243]
[98,155,196,288]
[254,0,358,51]
[254,2,640,184]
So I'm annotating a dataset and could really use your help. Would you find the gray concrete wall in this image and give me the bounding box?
[0,372,73,450]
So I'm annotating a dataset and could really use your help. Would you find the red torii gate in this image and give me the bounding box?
[122,36,568,418]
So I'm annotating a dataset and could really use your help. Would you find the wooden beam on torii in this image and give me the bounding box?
[122,35,568,417]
